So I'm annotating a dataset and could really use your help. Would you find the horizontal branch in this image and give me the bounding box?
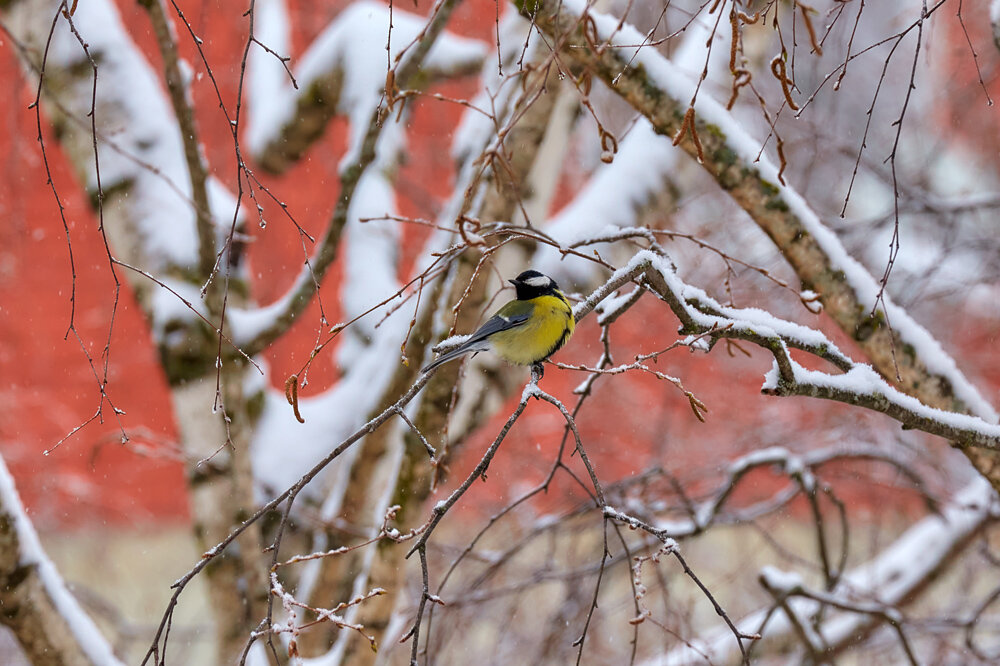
[764,361,1000,450]
[568,249,1000,455]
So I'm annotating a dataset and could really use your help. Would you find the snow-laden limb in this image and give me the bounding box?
[0,456,124,665]
[249,0,486,171]
[573,249,1000,450]
[232,0,480,357]
[576,250,854,367]
[522,0,1000,486]
[763,359,1000,450]
[4,0,234,276]
[646,477,997,665]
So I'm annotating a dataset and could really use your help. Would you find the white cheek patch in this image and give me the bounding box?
[524,275,552,288]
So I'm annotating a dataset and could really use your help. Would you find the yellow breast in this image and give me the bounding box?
[490,294,574,365]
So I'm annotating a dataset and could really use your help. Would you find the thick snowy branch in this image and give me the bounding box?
[763,360,1000,450]
[0,456,124,666]
[574,250,1000,450]
[233,0,481,356]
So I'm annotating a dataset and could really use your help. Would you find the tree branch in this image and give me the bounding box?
[522,0,1000,487]
[234,0,471,357]
[0,455,124,666]
[138,0,217,292]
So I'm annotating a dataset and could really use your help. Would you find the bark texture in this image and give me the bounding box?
[0,514,93,666]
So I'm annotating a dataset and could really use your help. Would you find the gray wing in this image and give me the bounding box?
[421,312,530,373]
[466,312,531,344]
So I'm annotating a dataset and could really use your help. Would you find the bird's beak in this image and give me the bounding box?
[508,279,518,287]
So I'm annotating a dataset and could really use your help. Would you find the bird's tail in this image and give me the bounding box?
[421,339,487,374]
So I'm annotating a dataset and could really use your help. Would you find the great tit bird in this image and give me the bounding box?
[421,270,575,373]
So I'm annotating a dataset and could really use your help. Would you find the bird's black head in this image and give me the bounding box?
[509,270,560,300]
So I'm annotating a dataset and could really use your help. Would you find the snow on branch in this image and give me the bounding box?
[0,456,124,665]
[763,360,1000,450]
[649,478,997,665]
[249,0,486,172]
[574,249,1000,450]
[522,0,997,426]
[5,0,235,275]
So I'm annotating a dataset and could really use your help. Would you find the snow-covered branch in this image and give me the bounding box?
[763,360,1000,450]
[579,249,1000,450]
[232,0,484,356]
[0,456,124,665]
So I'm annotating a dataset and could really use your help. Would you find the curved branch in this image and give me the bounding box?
[233,0,469,357]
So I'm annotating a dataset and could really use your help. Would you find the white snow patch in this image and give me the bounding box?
[535,120,677,283]
[247,0,293,154]
[251,1,485,163]
[759,565,803,593]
